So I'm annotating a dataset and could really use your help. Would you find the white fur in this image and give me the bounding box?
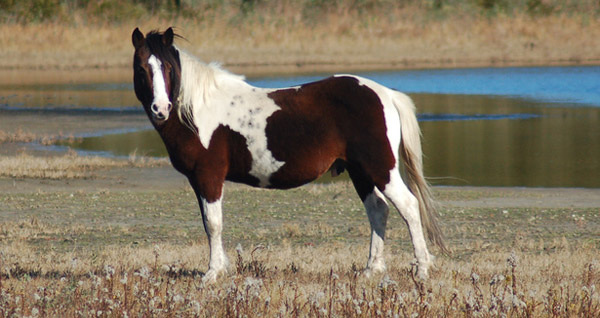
[382,168,432,279]
[176,49,285,187]
[392,91,424,170]
[387,91,433,279]
[200,194,229,283]
[148,55,172,119]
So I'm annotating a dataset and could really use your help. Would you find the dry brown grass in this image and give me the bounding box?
[0,129,38,144]
[1,3,599,76]
[0,236,598,317]
[0,150,168,179]
[0,129,79,145]
[0,183,598,317]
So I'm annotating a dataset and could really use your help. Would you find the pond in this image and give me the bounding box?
[2,66,599,188]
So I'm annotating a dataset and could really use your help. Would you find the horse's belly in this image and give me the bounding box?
[246,147,285,187]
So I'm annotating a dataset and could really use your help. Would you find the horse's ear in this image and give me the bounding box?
[132,28,145,49]
[162,27,174,47]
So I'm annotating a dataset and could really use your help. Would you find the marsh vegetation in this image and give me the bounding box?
[2,0,600,72]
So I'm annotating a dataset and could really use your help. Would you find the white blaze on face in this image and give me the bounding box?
[148,55,172,121]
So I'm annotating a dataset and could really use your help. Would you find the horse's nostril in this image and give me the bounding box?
[151,104,159,113]
[167,103,173,112]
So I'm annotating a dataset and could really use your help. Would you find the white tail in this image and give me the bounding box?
[392,92,447,253]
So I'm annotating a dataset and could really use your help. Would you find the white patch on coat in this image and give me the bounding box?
[148,55,172,118]
[176,49,284,187]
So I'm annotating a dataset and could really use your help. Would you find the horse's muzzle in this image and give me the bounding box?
[151,102,172,121]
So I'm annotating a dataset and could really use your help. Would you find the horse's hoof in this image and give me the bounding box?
[416,267,429,281]
[202,269,221,284]
[362,265,386,278]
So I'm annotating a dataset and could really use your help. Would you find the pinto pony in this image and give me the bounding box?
[132,27,445,283]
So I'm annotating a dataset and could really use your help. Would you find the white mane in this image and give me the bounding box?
[176,48,247,132]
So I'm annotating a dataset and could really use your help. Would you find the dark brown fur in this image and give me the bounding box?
[265,76,396,198]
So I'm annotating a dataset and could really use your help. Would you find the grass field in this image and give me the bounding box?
[1,0,600,74]
[1,180,598,317]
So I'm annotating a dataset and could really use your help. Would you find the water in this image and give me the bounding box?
[253,66,600,107]
[414,94,599,187]
[3,66,599,187]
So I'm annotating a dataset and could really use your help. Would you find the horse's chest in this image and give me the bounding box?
[196,96,285,187]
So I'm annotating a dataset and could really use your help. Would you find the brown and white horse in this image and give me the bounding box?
[132,27,445,283]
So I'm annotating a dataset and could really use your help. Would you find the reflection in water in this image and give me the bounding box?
[62,94,600,188]
[413,94,600,187]
[67,129,166,158]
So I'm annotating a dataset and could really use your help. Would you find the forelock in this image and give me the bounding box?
[144,30,181,65]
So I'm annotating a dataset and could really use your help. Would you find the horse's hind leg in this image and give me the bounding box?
[348,166,390,276]
[381,167,433,280]
[363,188,390,275]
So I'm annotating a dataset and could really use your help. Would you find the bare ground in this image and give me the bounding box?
[1,165,599,208]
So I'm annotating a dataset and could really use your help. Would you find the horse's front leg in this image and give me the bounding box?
[199,194,229,283]
[190,179,229,283]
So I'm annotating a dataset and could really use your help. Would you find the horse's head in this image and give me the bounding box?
[132,27,181,126]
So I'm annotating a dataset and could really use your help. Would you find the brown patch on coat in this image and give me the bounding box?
[265,76,396,194]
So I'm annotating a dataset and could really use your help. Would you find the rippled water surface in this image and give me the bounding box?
[2,66,599,187]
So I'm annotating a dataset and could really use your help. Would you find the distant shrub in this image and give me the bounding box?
[88,0,147,22]
[0,0,62,23]
[0,0,599,24]
[526,0,555,16]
